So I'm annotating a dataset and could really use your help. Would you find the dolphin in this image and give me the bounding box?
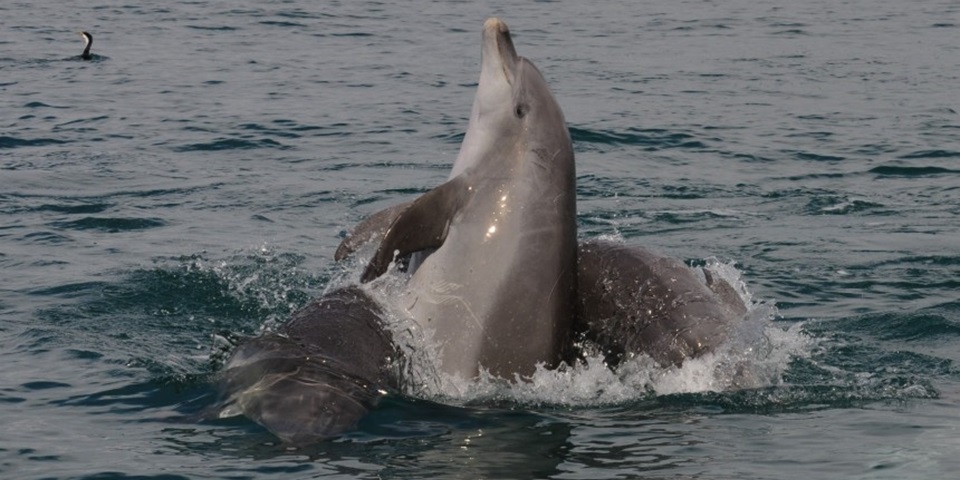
[339,18,577,380]
[336,19,747,377]
[213,286,400,444]
[574,240,747,368]
[210,18,752,446]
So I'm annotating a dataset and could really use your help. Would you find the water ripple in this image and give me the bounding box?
[0,136,69,148]
[570,126,705,150]
[869,165,960,177]
[51,217,167,232]
[173,138,288,152]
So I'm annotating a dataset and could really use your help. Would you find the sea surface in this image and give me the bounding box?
[2,0,959,478]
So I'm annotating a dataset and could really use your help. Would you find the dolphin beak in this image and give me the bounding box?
[482,18,520,85]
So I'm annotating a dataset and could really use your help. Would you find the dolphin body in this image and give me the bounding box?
[338,18,746,379]
[575,240,747,368]
[340,18,578,380]
[213,287,400,444]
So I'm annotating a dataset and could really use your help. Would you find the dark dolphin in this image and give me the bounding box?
[575,240,747,368]
[339,17,577,380]
[336,19,747,378]
[213,286,400,444]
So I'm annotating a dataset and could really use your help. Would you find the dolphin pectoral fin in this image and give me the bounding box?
[703,269,748,318]
[335,201,412,261]
[361,177,469,283]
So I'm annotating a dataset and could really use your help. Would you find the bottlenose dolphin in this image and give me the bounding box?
[211,17,752,446]
[575,240,747,368]
[340,18,577,380]
[213,287,400,444]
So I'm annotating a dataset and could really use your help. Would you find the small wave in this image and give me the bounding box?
[173,138,288,152]
[804,195,885,215]
[27,281,108,298]
[790,151,845,162]
[23,101,70,109]
[51,217,166,233]
[652,209,741,224]
[34,202,112,215]
[24,246,330,393]
[772,29,810,36]
[869,165,960,177]
[158,247,323,328]
[275,10,334,20]
[795,310,959,404]
[185,25,237,31]
[898,150,960,160]
[642,378,937,415]
[20,381,72,391]
[0,393,26,405]
[330,32,374,37]
[238,122,302,139]
[825,304,960,342]
[21,230,73,245]
[569,126,704,151]
[0,136,68,149]
[49,376,213,416]
[259,21,306,28]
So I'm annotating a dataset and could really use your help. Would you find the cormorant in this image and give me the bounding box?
[79,31,93,60]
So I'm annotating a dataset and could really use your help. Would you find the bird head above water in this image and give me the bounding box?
[78,31,93,60]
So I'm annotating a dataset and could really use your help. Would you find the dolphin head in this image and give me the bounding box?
[449,18,571,178]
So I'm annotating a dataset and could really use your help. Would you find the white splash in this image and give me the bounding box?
[364,256,810,408]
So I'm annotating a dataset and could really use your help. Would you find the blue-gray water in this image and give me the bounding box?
[3,0,959,478]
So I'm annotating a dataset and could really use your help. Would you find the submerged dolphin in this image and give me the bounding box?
[339,18,577,380]
[575,240,747,368]
[213,287,400,444]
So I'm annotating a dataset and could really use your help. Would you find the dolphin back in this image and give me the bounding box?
[214,286,400,444]
[575,240,746,367]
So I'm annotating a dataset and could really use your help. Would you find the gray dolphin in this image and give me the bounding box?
[336,19,746,377]
[211,17,751,446]
[213,287,400,444]
[339,18,577,380]
[575,240,747,368]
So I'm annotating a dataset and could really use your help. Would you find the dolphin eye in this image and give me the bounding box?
[514,104,527,118]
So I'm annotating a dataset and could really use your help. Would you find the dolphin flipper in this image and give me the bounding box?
[703,269,748,318]
[335,201,412,261]
[361,177,470,282]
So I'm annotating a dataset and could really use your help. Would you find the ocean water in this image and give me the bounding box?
[2,0,959,478]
